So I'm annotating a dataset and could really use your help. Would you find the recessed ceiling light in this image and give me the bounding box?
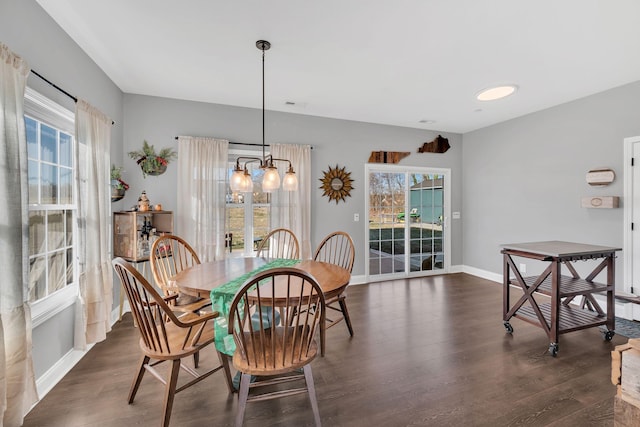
[476,85,518,101]
[285,101,296,105]
[419,119,435,124]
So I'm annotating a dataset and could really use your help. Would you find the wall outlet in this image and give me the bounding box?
[354,213,359,222]
[519,263,527,274]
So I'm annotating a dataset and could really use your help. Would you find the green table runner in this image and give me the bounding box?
[210,258,300,355]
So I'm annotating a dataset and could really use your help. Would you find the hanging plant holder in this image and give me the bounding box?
[128,140,177,178]
[110,166,129,202]
[111,187,126,202]
[136,156,167,176]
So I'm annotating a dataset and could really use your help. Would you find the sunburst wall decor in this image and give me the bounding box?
[319,164,354,204]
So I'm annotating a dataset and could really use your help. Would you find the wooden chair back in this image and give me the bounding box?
[256,228,300,260]
[150,234,201,297]
[313,231,355,273]
[113,257,208,358]
[228,267,325,375]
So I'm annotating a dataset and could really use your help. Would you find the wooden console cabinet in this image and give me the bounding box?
[113,211,173,262]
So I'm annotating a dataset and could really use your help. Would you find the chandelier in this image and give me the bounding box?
[230,40,298,193]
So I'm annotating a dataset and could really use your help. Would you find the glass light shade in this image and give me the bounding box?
[282,170,298,191]
[262,166,281,192]
[230,168,246,192]
[239,170,253,193]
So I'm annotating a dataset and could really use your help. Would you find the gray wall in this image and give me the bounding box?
[462,80,640,284]
[0,0,124,377]
[120,94,464,276]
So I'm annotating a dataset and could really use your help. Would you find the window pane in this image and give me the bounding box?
[253,205,270,247]
[28,160,39,203]
[60,132,72,167]
[48,251,66,294]
[47,210,64,252]
[59,167,72,204]
[66,248,74,285]
[40,124,57,163]
[28,256,47,302]
[66,210,73,246]
[26,116,38,159]
[41,164,58,204]
[29,211,45,256]
[226,205,245,252]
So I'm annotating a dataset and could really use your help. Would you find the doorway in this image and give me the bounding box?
[365,164,451,281]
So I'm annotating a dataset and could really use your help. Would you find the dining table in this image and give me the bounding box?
[169,257,351,356]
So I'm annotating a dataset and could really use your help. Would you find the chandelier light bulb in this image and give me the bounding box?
[262,166,281,192]
[282,168,298,191]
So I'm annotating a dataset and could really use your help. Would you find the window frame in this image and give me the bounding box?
[24,87,79,327]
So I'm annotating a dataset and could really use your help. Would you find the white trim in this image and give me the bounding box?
[34,346,92,404]
[24,86,75,134]
[30,284,78,328]
[461,265,502,283]
[33,304,124,406]
[349,274,366,285]
[623,136,640,295]
[448,264,464,274]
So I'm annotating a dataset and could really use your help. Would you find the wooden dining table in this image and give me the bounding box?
[169,257,351,356]
[170,257,351,300]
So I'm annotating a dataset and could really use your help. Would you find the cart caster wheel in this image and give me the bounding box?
[504,322,513,334]
[549,343,559,357]
[604,330,615,341]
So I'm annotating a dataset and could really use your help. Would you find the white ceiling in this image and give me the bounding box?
[37,0,640,134]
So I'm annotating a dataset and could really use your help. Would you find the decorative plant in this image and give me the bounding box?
[110,164,129,191]
[128,140,177,178]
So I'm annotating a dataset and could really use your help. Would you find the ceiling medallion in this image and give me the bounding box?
[319,164,354,204]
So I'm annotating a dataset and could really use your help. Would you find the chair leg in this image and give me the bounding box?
[161,359,181,427]
[338,298,354,337]
[128,355,150,403]
[235,373,251,427]
[193,350,200,368]
[218,352,235,394]
[320,318,326,357]
[303,364,322,427]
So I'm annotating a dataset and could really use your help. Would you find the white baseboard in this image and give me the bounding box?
[460,265,502,283]
[35,304,126,404]
[34,346,91,404]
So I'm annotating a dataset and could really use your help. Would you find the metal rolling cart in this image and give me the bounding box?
[501,241,620,356]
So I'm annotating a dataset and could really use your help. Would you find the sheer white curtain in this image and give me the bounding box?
[270,143,312,259]
[74,100,113,348]
[176,136,229,262]
[0,42,38,427]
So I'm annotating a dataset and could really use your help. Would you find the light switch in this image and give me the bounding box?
[354,213,359,222]
[452,212,461,219]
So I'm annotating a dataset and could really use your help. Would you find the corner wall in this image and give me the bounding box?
[462,80,640,285]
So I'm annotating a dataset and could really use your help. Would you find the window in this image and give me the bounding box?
[24,88,77,318]
[226,150,271,256]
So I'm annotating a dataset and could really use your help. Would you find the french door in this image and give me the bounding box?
[365,164,451,280]
[624,136,640,319]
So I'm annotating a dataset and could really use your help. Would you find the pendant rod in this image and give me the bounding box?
[261,42,266,163]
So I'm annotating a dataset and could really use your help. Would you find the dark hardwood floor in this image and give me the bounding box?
[23,273,623,426]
